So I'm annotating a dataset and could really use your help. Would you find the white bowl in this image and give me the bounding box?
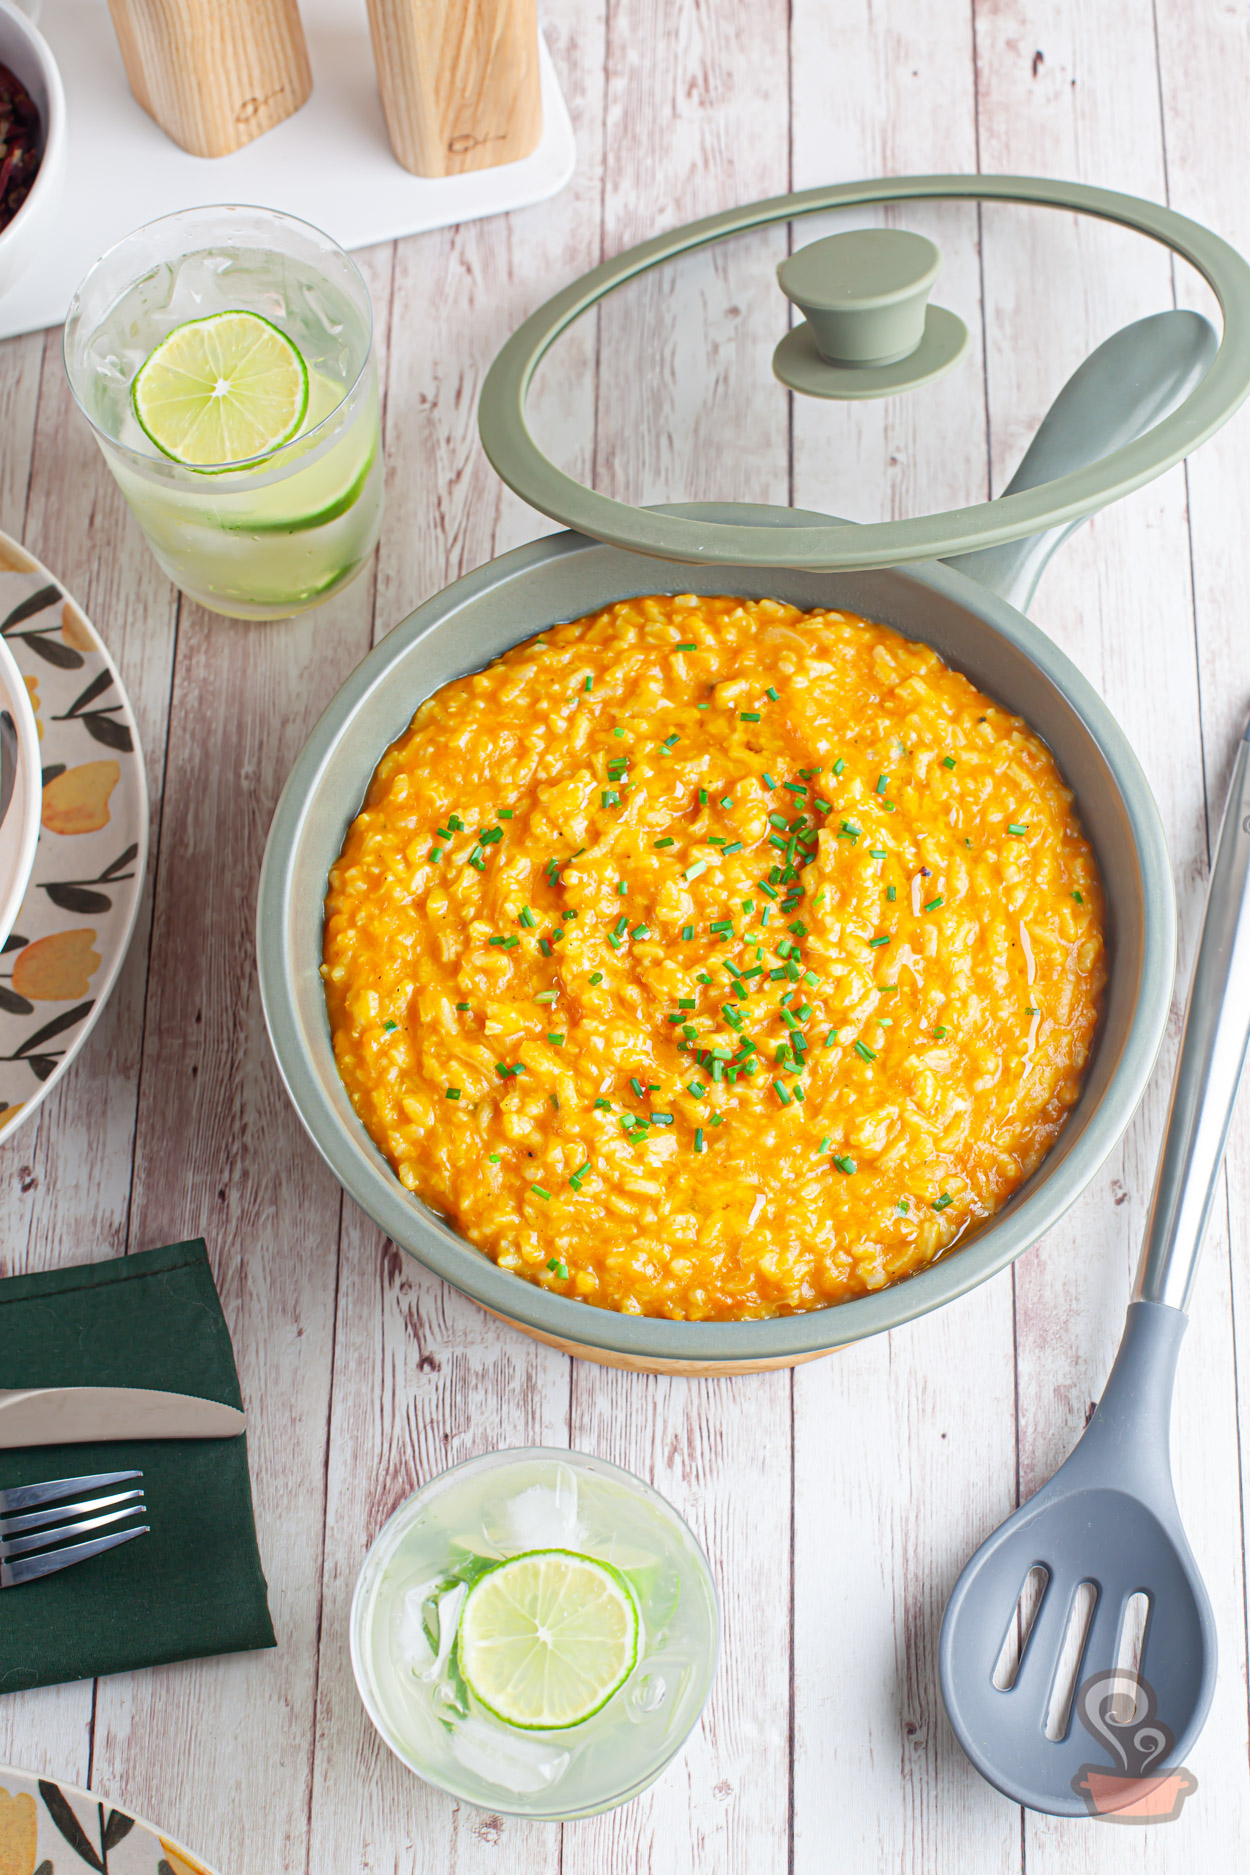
[0,0,66,302]
[0,631,41,945]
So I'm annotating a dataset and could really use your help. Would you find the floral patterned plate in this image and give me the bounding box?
[0,532,147,1144]
[0,1765,219,1874]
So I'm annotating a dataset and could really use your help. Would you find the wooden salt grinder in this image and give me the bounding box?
[364,0,542,177]
[106,0,313,158]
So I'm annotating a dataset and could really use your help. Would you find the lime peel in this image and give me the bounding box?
[457,1547,640,1730]
[133,310,309,468]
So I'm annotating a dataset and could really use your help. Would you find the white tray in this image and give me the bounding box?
[0,0,575,340]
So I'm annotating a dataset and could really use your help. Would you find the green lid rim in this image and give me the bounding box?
[478,173,1250,570]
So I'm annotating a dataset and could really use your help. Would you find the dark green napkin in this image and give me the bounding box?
[0,1239,275,1692]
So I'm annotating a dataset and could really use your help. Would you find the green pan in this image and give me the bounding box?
[257,310,1199,1373]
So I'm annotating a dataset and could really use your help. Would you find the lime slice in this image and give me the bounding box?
[457,1548,640,1729]
[133,311,309,467]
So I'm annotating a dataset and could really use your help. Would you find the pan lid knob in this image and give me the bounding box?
[774,227,969,400]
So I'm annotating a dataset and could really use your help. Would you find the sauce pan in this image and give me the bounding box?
[257,313,1198,1372]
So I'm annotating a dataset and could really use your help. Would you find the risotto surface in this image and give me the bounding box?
[323,595,1105,1320]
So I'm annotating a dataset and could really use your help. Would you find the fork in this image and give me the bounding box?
[0,1469,149,1588]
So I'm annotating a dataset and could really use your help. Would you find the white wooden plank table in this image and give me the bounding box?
[3,3,1250,1869]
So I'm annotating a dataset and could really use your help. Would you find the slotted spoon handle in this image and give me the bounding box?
[1135,724,1250,1311]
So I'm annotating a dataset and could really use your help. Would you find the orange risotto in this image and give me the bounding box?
[322,594,1105,1320]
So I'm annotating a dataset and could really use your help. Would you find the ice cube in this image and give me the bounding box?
[483,1465,581,1553]
[625,1671,668,1722]
[400,1579,466,1684]
[447,1714,571,1795]
[396,1579,440,1672]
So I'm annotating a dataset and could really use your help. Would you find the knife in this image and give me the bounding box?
[0,1387,246,1447]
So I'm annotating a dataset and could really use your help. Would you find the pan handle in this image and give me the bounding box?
[942,310,1216,614]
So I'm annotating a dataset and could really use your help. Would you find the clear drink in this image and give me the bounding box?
[351,1448,720,1819]
[63,206,383,621]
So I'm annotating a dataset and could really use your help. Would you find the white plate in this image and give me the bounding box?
[0,632,41,947]
[0,0,576,340]
[0,529,147,1140]
[0,1763,221,1873]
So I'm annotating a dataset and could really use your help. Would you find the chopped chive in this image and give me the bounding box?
[683,1024,699,1040]
[382,1020,398,1033]
[681,924,695,941]
[630,1076,645,1097]
[683,859,710,884]
[589,971,604,986]
[765,685,780,701]
[674,640,697,651]
[584,676,593,692]
[943,755,956,769]
[825,1029,838,1047]
[663,733,680,749]
[489,1152,501,1164]
[924,896,944,912]
[571,1162,591,1182]
[854,1040,877,1063]
[428,846,444,862]
[547,1032,565,1046]
[815,797,832,815]
[934,1025,948,1039]
[887,885,897,901]
[819,1135,831,1152]
[519,908,536,929]
[868,935,891,948]
[722,840,744,854]
[654,836,676,848]
[534,990,557,1004]
[833,1153,856,1174]
[632,924,650,940]
[698,787,709,805]
[740,711,762,722]
[762,772,777,790]
[650,1112,674,1125]
[721,795,734,809]
[839,821,861,841]
[876,774,888,794]
[1008,823,1029,837]
[869,848,888,860]
[933,1192,953,1211]
[1072,890,1084,904]
[688,1079,707,1097]
[614,726,625,738]
[773,1080,792,1105]
[445,1086,460,1099]
[897,1198,910,1215]
[531,1186,552,1201]
[833,757,845,776]
[758,880,779,900]
[694,1128,705,1153]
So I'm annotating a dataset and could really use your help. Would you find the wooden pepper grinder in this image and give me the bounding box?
[364,0,542,177]
[106,0,313,158]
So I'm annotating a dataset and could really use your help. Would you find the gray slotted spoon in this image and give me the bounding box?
[940,719,1250,1815]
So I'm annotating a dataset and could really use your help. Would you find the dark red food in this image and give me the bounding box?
[0,62,41,236]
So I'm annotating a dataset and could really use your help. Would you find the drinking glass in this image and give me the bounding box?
[64,204,383,621]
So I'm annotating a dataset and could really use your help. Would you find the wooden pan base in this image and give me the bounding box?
[478,1304,841,1375]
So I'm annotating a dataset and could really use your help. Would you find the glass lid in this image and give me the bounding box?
[479,175,1250,571]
